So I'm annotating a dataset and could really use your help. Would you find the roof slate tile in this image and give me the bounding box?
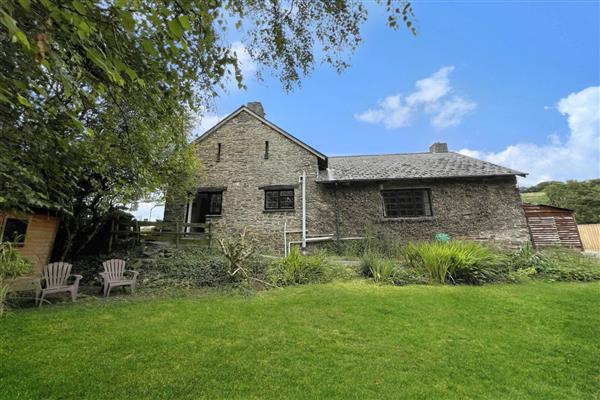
[317,152,526,182]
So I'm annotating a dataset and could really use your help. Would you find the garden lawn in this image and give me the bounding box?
[1,281,599,400]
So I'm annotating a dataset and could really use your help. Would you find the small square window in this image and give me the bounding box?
[381,189,432,218]
[2,218,28,243]
[264,189,295,210]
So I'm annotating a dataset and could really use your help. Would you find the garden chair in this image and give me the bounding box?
[100,259,139,297]
[35,262,82,307]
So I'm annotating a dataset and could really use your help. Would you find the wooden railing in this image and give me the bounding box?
[108,220,212,251]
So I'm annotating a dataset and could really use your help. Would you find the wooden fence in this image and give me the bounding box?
[578,224,600,251]
[108,220,212,251]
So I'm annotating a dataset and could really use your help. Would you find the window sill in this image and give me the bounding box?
[205,214,222,218]
[263,209,295,213]
[380,216,435,222]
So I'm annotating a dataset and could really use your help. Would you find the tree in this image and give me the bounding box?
[520,181,561,193]
[545,180,600,224]
[0,0,416,257]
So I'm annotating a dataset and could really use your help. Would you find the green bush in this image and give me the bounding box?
[360,253,429,285]
[370,257,397,284]
[403,241,506,284]
[0,241,32,316]
[508,267,537,283]
[510,243,547,271]
[71,249,135,285]
[322,233,403,259]
[360,253,397,283]
[392,266,429,286]
[141,247,253,289]
[268,248,351,286]
[535,248,600,282]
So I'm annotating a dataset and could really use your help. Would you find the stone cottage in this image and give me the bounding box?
[164,102,530,253]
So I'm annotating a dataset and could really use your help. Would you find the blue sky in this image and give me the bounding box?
[132,1,600,220]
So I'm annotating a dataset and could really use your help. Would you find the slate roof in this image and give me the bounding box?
[317,152,526,183]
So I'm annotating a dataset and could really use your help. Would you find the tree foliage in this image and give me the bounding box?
[544,180,600,224]
[0,0,416,257]
[520,181,561,193]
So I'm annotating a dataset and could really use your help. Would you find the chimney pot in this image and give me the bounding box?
[429,142,448,153]
[246,102,265,118]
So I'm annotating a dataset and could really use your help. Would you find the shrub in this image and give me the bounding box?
[140,247,246,289]
[0,241,32,316]
[370,257,397,284]
[217,229,258,286]
[510,243,547,271]
[360,254,396,283]
[403,241,506,284]
[392,266,430,285]
[71,249,135,285]
[71,233,268,291]
[359,252,377,277]
[535,248,600,282]
[508,267,537,283]
[268,248,350,286]
[322,233,403,259]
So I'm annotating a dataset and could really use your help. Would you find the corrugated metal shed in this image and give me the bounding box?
[522,204,583,250]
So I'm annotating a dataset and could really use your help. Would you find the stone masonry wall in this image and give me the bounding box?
[164,109,334,253]
[328,176,530,248]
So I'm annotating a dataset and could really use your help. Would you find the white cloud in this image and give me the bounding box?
[355,66,476,130]
[430,96,477,130]
[354,95,412,129]
[406,66,454,106]
[459,86,600,186]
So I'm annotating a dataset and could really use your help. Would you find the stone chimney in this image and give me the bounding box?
[246,101,265,118]
[429,142,448,153]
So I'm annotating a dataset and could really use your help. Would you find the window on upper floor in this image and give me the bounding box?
[1,217,28,244]
[381,189,433,218]
[216,143,222,162]
[264,141,269,159]
[264,189,295,211]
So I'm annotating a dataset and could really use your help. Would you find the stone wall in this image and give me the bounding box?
[164,109,529,253]
[164,109,334,253]
[327,176,530,248]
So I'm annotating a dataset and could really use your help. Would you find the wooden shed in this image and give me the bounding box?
[522,204,583,250]
[1,210,60,290]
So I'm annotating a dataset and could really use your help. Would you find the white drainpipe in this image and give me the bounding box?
[185,199,193,233]
[283,221,287,257]
[301,171,307,250]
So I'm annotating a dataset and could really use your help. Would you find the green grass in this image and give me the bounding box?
[1,282,599,399]
[521,191,550,204]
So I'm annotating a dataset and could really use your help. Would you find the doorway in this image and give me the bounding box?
[186,191,222,232]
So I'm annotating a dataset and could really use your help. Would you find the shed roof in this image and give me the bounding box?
[522,203,575,213]
[317,152,526,183]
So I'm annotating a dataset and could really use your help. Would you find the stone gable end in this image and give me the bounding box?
[179,110,333,249]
